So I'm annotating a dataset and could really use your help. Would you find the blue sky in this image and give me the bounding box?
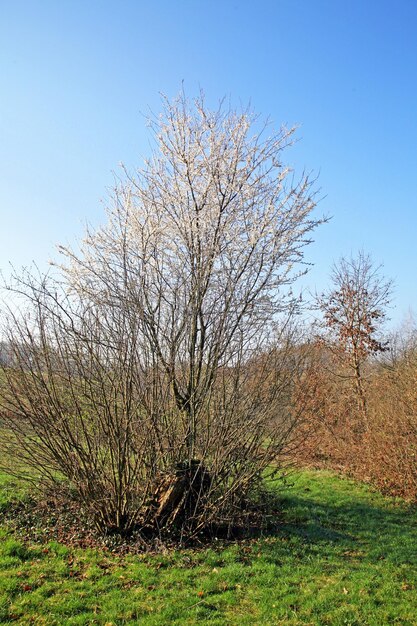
[1,0,416,327]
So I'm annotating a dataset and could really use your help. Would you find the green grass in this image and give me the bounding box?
[0,469,416,625]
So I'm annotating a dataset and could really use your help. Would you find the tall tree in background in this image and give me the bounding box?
[318,252,392,426]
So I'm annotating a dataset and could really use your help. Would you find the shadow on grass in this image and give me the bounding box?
[261,487,416,568]
[1,468,415,568]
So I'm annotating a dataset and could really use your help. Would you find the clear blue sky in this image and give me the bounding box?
[1,0,417,327]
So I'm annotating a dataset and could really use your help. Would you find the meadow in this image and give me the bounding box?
[0,469,416,625]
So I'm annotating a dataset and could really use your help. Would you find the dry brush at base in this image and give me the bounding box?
[366,332,417,498]
[293,336,417,501]
[0,93,321,538]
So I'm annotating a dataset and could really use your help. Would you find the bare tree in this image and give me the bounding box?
[1,93,321,537]
[318,251,393,426]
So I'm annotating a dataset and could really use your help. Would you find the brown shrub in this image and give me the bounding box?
[292,338,417,501]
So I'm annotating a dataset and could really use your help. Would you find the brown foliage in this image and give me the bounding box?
[317,252,392,427]
[293,335,417,501]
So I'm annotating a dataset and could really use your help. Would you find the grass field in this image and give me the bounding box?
[0,469,416,625]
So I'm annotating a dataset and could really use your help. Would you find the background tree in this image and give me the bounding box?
[317,251,393,426]
[0,93,322,537]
